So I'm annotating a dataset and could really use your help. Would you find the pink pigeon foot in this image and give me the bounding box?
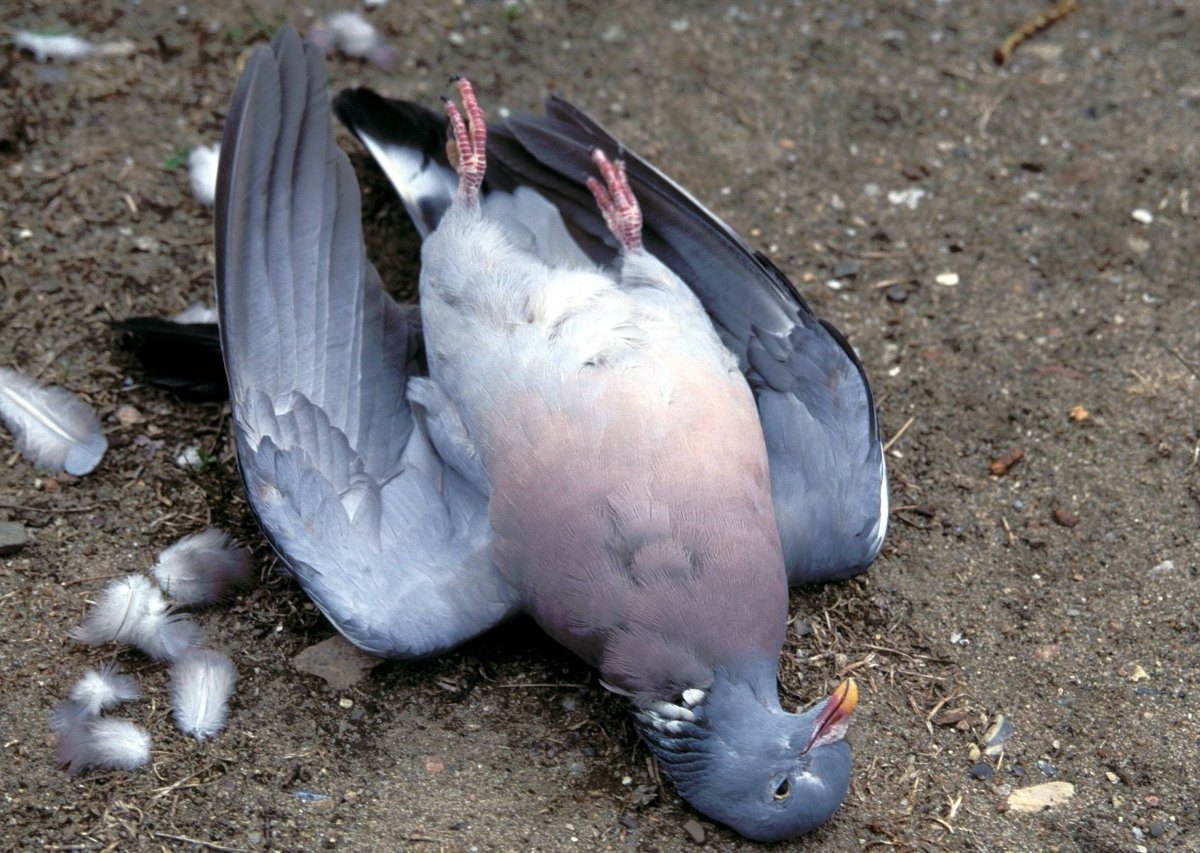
[586,148,643,253]
[443,77,487,204]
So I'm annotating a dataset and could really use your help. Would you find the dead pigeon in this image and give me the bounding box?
[215,26,886,840]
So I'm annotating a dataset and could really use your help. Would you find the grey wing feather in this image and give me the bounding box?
[215,27,519,657]
[332,84,887,582]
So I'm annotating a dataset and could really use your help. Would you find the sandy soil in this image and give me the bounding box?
[2,1,1197,850]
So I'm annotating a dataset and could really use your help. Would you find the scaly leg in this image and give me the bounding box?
[586,149,643,253]
[443,77,487,204]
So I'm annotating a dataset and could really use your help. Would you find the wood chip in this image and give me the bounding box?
[990,449,1025,476]
[1052,509,1079,528]
[1006,781,1075,812]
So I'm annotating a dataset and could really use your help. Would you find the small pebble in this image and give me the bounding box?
[1131,208,1153,224]
[175,446,203,468]
[935,271,960,286]
[1052,509,1080,528]
[887,187,926,209]
[969,762,994,780]
[338,697,354,709]
[115,405,145,426]
[682,818,705,843]
[0,520,29,555]
[832,260,861,279]
[1036,760,1057,777]
[1149,820,1165,838]
[886,284,909,303]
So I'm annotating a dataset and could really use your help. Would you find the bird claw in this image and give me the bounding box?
[586,148,643,252]
[444,77,486,203]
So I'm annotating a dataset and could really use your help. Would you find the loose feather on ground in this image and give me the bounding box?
[170,649,238,740]
[56,717,151,775]
[151,528,253,606]
[0,367,107,475]
[70,575,201,660]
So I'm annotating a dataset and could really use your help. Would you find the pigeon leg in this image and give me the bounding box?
[406,376,489,492]
[586,149,643,253]
[443,77,487,205]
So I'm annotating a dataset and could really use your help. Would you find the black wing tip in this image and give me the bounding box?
[112,318,228,401]
[334,87,448,162]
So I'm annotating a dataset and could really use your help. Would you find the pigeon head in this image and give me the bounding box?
[635,667,858,841]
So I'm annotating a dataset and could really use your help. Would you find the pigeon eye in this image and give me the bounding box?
[773,778,792,801]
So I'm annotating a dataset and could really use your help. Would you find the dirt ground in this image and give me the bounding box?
[2,1,1198,850]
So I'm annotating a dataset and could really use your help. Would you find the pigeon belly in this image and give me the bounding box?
[418,211,790,699]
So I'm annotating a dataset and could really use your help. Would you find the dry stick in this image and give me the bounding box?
[0,500,107,514]
[150,834,247,853]
[883,416,916,453]
[994,0,1079,65]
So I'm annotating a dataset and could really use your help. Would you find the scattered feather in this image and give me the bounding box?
[49,699,92,734]
[57,716,151,774]
[151,528,253,605]
[170,649,237,739]
[14,32,95,62]
[0,367,107,475]
[174,445,204,469]
[70,574,201,660]
[68,663,142,715]
[171,302,218,324]
[308,12,395,69]
[187,144,220,206]
[14,31,135,63]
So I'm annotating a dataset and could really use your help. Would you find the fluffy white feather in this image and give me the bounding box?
[50,699,91,734]
[14,31,135,63]
[51,665,141,733]
[187,144,220,206]
[0,367,107,475]
[171,302,218,324]
[68,663,142,714]
[170,649,237,740]
[308,12,395,68]
[57,716,151,775]
[70,575,201,660]
[151,528,253,605]
[14,32,95,62]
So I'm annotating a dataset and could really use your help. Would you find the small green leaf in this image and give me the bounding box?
[164,147,192,170]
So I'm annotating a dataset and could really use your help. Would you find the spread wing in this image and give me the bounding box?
[335,88,888,584]
[215,27,519,658]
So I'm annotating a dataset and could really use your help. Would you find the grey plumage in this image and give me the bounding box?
[217,26,886,840]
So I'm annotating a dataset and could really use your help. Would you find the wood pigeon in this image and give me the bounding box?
[216,26,887,841]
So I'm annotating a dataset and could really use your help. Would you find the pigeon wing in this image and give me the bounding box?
[216,27,519,658]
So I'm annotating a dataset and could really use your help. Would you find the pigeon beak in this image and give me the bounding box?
[807,678,858,751]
